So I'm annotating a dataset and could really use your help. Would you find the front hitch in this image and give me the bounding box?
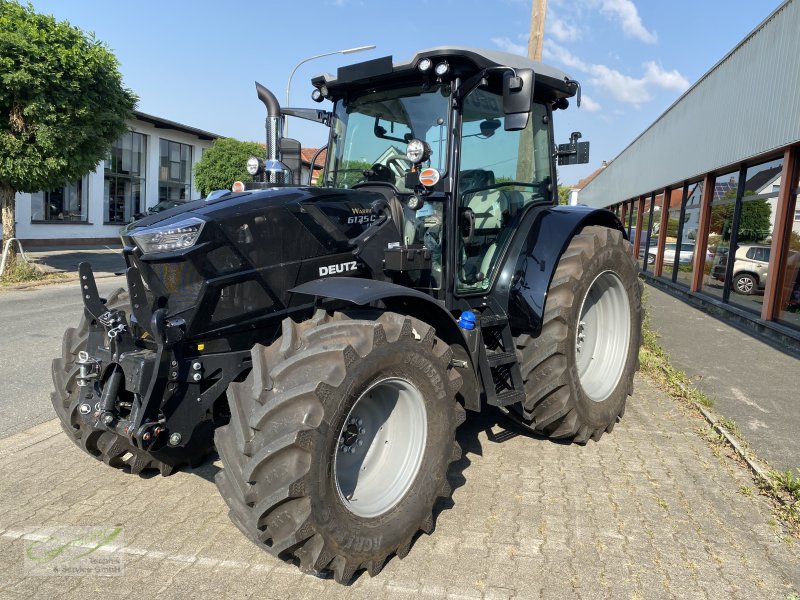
[77,263,172,449]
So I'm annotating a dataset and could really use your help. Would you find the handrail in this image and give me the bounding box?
[0,238,28,278]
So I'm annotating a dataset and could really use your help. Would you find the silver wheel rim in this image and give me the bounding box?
[335,377,427,518]
[737,277,754,293]
[575,271,631,402]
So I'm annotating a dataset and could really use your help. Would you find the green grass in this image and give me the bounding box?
[639,289,715,409]
[640,288,799,537]
[718,416,740,437]
[0,258,67,286]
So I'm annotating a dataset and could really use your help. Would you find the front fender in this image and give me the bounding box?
[495,205,626,336]
[290,276,480,411]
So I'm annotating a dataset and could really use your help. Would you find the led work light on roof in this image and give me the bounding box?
[246,156,264,176]
[434,61,449,77]
[311,89,324,103]
[417,58,432,73]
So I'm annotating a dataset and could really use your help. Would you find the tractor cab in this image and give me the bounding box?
[290,47,589,299]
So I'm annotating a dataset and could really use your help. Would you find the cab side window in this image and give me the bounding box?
[457,87,550,292]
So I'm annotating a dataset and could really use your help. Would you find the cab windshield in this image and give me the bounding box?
[324,85,450,192]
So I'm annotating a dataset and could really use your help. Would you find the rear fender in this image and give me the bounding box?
[495,205,626,336]
[290,277,480,410]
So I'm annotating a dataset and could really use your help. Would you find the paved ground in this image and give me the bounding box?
[0,375,797,600]
[0,276,126,439]
[646,284,800,472]
[24,246,126,278]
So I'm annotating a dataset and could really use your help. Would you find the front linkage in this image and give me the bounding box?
[74,262,247,469]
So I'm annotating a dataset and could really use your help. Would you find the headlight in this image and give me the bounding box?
[434,61,449,76]
[418,58,432,73]
[131,217,206,254]
[246,156,263,176]
[406,138,431,164]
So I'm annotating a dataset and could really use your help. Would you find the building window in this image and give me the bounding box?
[701,170,740,302]
[728,157,782,314]
[640,193,659,272]
[105,131,147,223]
[674,180,703,288]
[159,139,192,203]
[30,179,88,222]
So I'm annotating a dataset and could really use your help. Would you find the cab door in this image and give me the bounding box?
[455,85,552,294]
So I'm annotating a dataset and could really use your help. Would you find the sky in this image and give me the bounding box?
[26,0,785,185]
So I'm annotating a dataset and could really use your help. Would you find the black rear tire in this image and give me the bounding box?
[51,289,179,476]
[511,225,641,443]
[214,310,464,584]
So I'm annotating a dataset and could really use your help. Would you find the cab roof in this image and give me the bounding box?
[312,46,578,101]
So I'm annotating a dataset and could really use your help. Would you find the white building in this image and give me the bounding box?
[14,111,221,246]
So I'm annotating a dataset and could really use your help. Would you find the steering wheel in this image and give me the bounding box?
[365,163,396,184]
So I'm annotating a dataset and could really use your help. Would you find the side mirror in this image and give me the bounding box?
[502,69,534,131]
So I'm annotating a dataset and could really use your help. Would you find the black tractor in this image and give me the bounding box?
[52,47,641,584]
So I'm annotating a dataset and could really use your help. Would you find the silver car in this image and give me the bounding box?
[640,243,709,266]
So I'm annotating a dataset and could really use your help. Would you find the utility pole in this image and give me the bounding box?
[517,0,547,183]
[528,0,547,60]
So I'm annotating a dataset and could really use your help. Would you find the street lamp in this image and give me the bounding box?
[284,45,376,136]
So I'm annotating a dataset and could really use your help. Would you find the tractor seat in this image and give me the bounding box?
[460,169,506,231]
[459,169,508,287]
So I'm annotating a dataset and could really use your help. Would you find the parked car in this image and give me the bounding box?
[711,244,771,295]
[639,243,710,266]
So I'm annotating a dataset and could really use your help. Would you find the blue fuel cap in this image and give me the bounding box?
[457,311,476,330]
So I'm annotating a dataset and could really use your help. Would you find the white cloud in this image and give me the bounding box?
[542,40,588,71]
[580,95,601,111]
[543,41,689,106]
[594,0,657,43]
[588,64,652,103]
[549,17,581,42]
[491,36,528,57]
[643,61,690,91]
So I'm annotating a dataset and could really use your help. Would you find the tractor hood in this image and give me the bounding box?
[119,185,395,339]
[124,186,385,234]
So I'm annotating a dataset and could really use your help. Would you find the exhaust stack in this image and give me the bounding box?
[255,81,290,184]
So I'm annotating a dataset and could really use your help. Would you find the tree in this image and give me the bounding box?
[557,185,571,205]
[709,189,772,244]
[0,1,136,256]
[194,138,264,196]
[736,195,772,242]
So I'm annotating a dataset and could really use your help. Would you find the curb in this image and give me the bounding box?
[674,380,790,507]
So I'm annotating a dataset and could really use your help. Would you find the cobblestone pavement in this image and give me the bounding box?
[0,374,797,600]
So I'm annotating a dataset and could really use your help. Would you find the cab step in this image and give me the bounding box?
[495,389,527,407]
[486,350,517,367]
[474,310,527,409]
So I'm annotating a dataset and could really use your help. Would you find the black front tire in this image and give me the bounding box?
[511,225,642,443]
[214,310,464,584]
